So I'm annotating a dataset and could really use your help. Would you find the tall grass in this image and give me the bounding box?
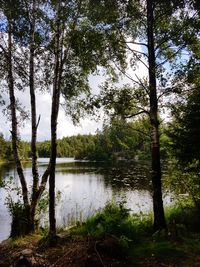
[74,200,200,243]
[74,202,153,245]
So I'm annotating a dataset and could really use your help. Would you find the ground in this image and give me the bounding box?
[0,232,200,267]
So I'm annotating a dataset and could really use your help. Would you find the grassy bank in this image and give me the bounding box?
[0,201,200,266]
[72,201,200,266]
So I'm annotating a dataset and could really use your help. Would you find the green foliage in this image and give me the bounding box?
[72,201,200,265]
[37,140,51,158]
[35,118,152,161]
[9,201,30,238]
[95,84,149,121]
[0,133,13,162]
[84,202,130,237]
[165,161,200,209]
[77,202,152,245]
[132,240,185,264]
[165,201,200,234]
[0,133,32,162]
[166,87,200,209]
[75,118,151,161]
[2,176,62,237]
[2,177,29,237]
[33,119,173,163]
[168,88,200,165]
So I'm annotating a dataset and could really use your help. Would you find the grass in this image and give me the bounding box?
[1,201,200,266]
[73,202,153,243]
[165,201,200,235]
[6,233,41,247]
[74,200,200,239]
[131,240,186,264]
[72,201,200,266]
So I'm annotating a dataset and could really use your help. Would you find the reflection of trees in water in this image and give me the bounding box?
[101,161,152,192]
[52,160,152,192]
[53,161,108,175]
[1,160,152,192]
[0,162,16,182]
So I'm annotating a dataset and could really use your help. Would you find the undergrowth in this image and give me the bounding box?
[72,201,200,265]
[3,201,200,266]
[74,202,153,245]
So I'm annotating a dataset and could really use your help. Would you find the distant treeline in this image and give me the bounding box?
[37,120,152,161]
[0,119,169,162]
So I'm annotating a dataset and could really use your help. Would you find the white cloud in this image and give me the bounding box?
[0,82,103,141]
[0,41,147,141]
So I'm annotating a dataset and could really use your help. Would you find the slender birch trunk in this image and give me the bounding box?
[8,19,29,209]
[49,0,62,238]
[28,0,40,231]
[6,3,51,235]
[7,18,31,227]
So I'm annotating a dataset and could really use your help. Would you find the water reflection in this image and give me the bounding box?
[0,158,156,242]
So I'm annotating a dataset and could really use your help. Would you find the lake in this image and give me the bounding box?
[0,158,172,242]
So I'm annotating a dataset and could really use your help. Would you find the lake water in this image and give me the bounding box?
[0,158,171,242]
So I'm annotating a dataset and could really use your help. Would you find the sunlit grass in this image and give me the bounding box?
[8,233,41,247]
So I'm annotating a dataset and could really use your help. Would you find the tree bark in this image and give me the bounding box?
[2,3,52,237]
[29,0,40,232]
[7,19,30,212]
[146,0,166,231]
[49,0,62,238]
[7,6,51,235]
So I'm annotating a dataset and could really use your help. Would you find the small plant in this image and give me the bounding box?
[9,201,30,238]
[164,160,200,210]
[77,201,152,247]
[2,177,30,237]
[2,176,62,238]
[165,201,200,235]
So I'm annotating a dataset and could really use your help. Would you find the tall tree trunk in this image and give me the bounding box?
[3,3,51,237]
[29,0,40,232]
[147,0,166,231]
[49,0,62,238]
[7,19,30,225]
[7,19,31,237]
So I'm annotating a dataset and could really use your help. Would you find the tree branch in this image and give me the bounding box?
[124,40,148,48]
[126,45,148,58]
[156,45,186,67]
[113,60,148,88]
[135,73,149,95]
[124,109,149,118]
[36,114,41,129]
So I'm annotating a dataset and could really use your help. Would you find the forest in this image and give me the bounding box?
[0,0,200,266]
[0,118,168,161]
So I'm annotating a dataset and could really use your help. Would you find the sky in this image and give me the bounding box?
[0,75,104,141]
[0,43,148,141]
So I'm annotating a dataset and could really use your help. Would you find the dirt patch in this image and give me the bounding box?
[51,239,128,266]
[0,235,130,267]
[1,234,200,267]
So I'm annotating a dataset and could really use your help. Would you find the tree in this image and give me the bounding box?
[146,0,166,231]
[0,133,8,160]
[0,0,127,238]
[168,90,200,166]
[0,0,51,234]
[89,0,200,231]
[166,86,200,208]
[47,0,128,238]
[73,118,151,161]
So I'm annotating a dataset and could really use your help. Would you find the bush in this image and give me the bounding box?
[165,202,200,234]
[9,201,30,238]
[78,202,152,246]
